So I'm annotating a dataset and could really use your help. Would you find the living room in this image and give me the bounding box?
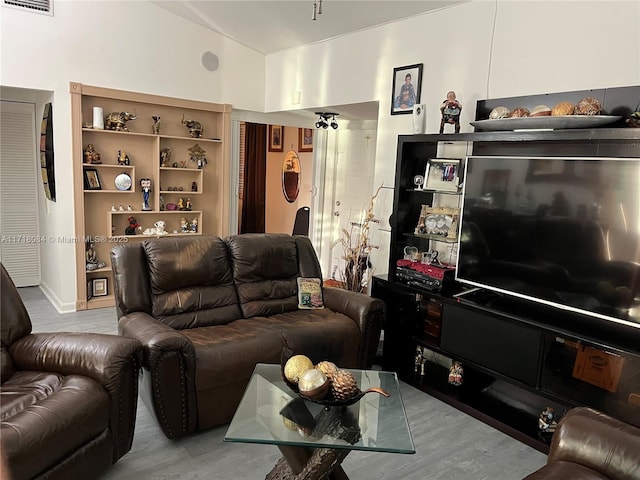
[1,1,639,479]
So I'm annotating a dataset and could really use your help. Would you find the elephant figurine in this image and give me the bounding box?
[181,114,203,138]
[105,112,138,132]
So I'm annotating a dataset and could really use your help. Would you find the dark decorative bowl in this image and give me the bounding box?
[280,348,389,407]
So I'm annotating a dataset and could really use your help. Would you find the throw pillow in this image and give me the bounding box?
[297,277,324,309]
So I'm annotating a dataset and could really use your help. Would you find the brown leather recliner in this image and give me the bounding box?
[111,233,385,439]
[524,407,640,480]
[0,264,143,480]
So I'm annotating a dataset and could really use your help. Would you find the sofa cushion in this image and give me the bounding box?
[143,236,242,328]
[1,372,110,480]
[259,310,361,368]
[226,234,300,318]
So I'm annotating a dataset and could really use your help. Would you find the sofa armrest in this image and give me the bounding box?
[547,407,640,480]
[118,312,197,439]
[10,333,142,462]
[323,287,384,368]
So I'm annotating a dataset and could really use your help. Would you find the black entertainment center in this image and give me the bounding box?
[372,86,640,453]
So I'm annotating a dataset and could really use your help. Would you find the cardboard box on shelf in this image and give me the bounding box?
[572,345,625,393]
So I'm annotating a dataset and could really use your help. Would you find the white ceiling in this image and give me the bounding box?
[151,0,467,121]
[152,1,463,55]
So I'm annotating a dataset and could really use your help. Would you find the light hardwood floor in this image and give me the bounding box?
[18,286,547,480]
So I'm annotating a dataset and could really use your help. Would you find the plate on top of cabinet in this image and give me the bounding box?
[470,115,621,131]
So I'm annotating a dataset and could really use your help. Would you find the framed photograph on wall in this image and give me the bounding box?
[92,278,108,297]
[391,63,423,115]
[83,168,101,190]
[425,158,461,192]
[299,128,313,152]
[269,125,284,152]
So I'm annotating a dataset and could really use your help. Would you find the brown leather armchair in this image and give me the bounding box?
[111,234,384,439]
[524,407,640,480]
[0,264,143,480]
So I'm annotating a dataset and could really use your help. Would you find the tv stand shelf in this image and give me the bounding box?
[372,275,640,454]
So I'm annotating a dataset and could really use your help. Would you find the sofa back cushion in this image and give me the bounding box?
[226,234,303,318]
[1,264,32,383]
[143,236,242,329]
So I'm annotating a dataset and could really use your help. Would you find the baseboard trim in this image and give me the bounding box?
[39,282,76,313]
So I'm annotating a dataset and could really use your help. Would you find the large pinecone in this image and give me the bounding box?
[331,369,359,401]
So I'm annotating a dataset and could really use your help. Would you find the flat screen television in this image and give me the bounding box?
[456,155,640,329]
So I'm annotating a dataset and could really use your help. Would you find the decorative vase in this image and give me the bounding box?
[92,107,104,130]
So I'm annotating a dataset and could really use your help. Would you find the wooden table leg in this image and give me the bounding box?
[265,445,351,480]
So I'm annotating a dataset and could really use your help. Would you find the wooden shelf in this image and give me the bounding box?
[72,82,231,310]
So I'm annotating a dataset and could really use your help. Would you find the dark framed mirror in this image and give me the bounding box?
[282,150,301,203]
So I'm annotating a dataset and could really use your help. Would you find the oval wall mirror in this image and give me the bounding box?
[282,150,301,203]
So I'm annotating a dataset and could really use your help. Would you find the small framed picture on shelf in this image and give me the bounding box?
[425,158,461,192]
[299,128,313,152]
[415,205,460,240]
[92,278,108,297]
[269,125,284,152]
[84,168,101,190]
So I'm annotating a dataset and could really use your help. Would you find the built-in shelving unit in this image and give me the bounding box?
[71,82,232,310]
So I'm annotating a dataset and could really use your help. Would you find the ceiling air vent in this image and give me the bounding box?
[3,0,52,15]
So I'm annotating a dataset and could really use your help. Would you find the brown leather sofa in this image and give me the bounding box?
[524,407,640,480]
[0,264,143,480]
[111,233,384,439]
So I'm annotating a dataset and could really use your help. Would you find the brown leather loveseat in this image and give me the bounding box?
[524,407,640,479]
[111,233,384,439]
[0,264,143,480]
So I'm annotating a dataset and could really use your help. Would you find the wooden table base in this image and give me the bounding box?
[265,444,351,480]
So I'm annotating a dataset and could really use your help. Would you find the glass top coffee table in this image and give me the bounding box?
[224,363,414,479]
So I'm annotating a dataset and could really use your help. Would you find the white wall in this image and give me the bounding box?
[266,0,640,275]
[1,0,638,308]
[1,0,265,310]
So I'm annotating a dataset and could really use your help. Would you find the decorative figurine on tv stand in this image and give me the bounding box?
[448,361,463,386]
[538,406,558,435]
[152,115,161,135]
[439,90,462,134]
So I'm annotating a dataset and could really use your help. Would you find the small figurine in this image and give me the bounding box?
[448,361,463,386]
[125,216,141,235]
[180,217,189,233]
[159,195,165,211]
[118,205,125,211]
[439,91,462,134]
[140,178,152,211]
[414,346,424,377]
[180,160,188,168]
[117,150,130,166]
[83,144,101,164]
[152,115,161,134]
[143,220,168,236]
[127,205,133,211]
[181,114,203,138]
[538,407,558,434]
[104,111,137,132]
[191,181,198,192]
[160,148,171,167]
[178,198,185,210]
[190,218,198,233]
[111,204,117,212]
[188,144,208,169]
[185,198,192,211]
[85,242,105,271]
